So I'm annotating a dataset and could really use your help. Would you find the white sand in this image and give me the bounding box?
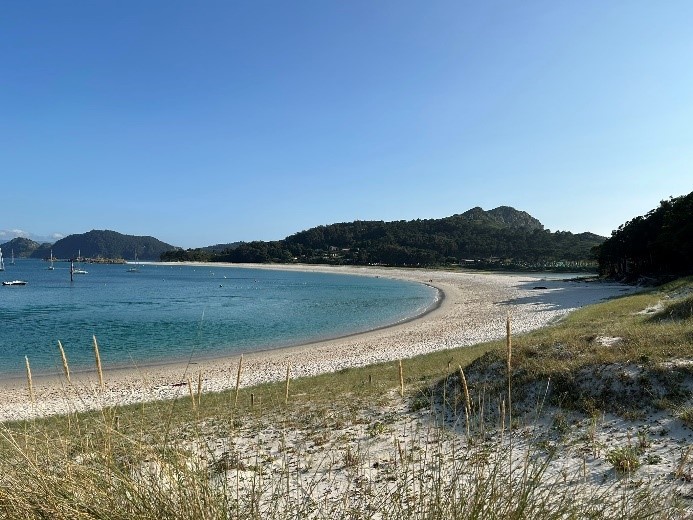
[0,265,637,422]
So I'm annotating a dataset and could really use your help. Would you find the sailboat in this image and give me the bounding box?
[72,250,88,274]
[127,253,140,272]
[0,248,4,271]
[10,249,15,265]
[48,249,55,270]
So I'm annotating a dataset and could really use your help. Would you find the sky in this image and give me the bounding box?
[2,1,691,249]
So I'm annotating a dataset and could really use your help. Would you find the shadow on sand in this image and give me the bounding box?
[497,278,635,312]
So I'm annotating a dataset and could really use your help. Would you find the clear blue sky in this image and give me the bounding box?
[2,1,691,248]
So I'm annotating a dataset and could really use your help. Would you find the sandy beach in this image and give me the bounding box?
[0,265,637,422]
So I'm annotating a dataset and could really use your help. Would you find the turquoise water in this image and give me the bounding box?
[0,260,437,377]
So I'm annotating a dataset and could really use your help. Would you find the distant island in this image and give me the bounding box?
[1,230,176,262]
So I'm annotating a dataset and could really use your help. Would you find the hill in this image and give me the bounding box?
[460,205,544,230]
[30,230,177,261]
[164,206,605,270]
[0,237,49,258]
[200,242,244,253]
[278,207,603,269]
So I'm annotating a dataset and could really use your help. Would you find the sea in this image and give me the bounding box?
[0,260,438,377]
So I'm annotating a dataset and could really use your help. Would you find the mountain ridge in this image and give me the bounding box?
[162,206,605,269]
[4,206,606,269]
[0,230,177,261]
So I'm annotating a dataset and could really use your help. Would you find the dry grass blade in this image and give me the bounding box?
[58,340,71,384]
[458,365,472,414]
[93,335,104,390]
[399,359,404,397]
[676,446,692,479]
[285,362,291,404]
[506,313,512,373]
[25,355,35,404]
[234,354,243,409]
[188,376,196,411]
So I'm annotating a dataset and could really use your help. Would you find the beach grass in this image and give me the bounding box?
[0,277,691,518]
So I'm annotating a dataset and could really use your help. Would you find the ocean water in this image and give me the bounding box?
[0,260,437,377]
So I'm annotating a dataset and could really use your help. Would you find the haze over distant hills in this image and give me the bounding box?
[1,230,176,261]
[0,237,48,259]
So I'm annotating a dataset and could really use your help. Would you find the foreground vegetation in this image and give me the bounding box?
[1,278,692,518]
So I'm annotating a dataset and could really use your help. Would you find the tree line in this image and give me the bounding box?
[161,207,605,271]
[596,192,693,279]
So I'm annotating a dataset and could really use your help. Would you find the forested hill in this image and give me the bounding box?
[597,192,693,279]
[29,230,176,261]
[0,237,48,258]
[162,206,605,270]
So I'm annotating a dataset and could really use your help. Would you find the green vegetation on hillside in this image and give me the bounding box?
[597,191,693,280]
[29,229,177,261]
[161,206,603,270]
[0,237,48,258]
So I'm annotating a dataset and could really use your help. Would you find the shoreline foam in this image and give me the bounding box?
[0,265,637,422]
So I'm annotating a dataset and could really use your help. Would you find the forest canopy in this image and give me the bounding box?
[162,206,604,271]
[596,192,693,279]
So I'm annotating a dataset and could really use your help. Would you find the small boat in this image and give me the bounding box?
[127,253,140,272]
[73,250,88,274]
[3,280,27,286]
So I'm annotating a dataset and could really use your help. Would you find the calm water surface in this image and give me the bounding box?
[0,260,437,376]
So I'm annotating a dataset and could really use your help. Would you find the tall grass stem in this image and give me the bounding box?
[25,355,35,404]
[58,340,71,384]
[234,354,243,410]
[285,362,291,404]
[93,335,104,390]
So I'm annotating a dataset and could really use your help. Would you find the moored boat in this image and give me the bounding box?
[73,250,88,274]
[127,253,140,272]
[2,280,27,286]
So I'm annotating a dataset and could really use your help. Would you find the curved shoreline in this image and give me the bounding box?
[173,283,445,369]
[0,265,638,422]
[1,268,443,384]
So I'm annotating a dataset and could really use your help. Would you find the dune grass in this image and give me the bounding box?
[0,277,691,518]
